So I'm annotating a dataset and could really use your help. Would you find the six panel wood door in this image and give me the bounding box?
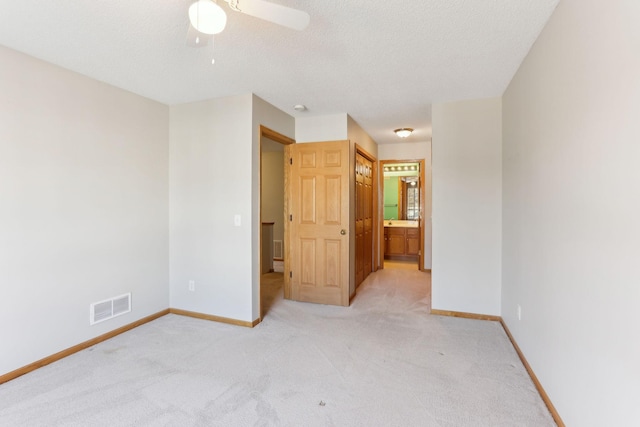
[288,141,350,306]
[355,152,374,287]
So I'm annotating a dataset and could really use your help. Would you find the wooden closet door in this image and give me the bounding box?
[355,152,374,288]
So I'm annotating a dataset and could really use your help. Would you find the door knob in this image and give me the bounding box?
[340,229,347,235]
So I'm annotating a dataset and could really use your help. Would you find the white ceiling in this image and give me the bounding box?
[0,0,558,145]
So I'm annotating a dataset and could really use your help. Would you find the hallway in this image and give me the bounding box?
[261,267,429,319]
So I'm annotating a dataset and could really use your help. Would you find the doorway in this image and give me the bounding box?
[259,126,294,319]
[379,159,426,271]
[285,140,351,306]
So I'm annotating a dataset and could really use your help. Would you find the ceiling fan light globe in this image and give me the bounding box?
[189,0,227,35]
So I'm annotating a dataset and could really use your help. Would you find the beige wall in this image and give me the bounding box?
[295,114,347,143]
[0,46,169,376]
[432,98,502,315]
[502,1,640,425]
[347,115,378,158]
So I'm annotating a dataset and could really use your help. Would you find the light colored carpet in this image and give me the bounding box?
[0,269,555,426]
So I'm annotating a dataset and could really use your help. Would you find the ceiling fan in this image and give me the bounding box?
[186,0,310,62]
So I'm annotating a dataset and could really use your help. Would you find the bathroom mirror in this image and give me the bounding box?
[383,163,420,220]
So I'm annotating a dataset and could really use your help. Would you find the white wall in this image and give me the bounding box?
[0,46,169,376]
[502,1,640,425]
[169,94,254,322]
[251,95,295,319]
[432,98,502,315]
[378,141,432,269]
[295,114,347,143]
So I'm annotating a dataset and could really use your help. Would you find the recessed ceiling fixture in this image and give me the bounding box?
[394,128,414,138]
[293,104,307,112]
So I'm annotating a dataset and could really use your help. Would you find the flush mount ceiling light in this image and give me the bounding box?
[394,128,414,138]
[189,0,227,35]
[293,104,307,112]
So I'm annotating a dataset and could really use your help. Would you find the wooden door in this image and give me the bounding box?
[287,141,350,306]
[355,151,374,287]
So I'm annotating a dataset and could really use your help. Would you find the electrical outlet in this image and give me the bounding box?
[188,280,195,292]
[517,304,522,321]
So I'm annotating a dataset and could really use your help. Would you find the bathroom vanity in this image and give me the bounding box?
[384,220,419,259]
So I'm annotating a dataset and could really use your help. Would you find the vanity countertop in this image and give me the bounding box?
[385,220,419,228]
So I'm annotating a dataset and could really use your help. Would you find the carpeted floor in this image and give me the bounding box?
[0,269,555,426]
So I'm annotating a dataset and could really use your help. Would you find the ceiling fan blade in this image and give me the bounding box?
[235,0,310,31]
[186,23,210,47]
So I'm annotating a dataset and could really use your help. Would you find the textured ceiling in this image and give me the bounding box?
[0,0,558,145]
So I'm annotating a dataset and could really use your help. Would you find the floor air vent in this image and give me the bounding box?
[90,293,131,325]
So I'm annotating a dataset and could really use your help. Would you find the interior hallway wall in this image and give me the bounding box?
[149,92,296,325]
[501,1,640,425]
[295,114,347,143]
[169,94,254,322]
[432,98,502,315]
[347,115,378,157]
[0,46,169,376]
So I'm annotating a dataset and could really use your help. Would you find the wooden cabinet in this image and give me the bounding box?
[406,228,420,256]
[384,227,420,259]
[387,228,406,255]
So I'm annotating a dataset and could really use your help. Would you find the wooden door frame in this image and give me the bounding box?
[355,144,378,278]
[259,125,294,318]
[378,159,426,271]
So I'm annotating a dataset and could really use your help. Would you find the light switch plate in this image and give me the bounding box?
[234,214,241,226]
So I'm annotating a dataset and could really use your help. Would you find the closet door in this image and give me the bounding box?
[355,151,374,288]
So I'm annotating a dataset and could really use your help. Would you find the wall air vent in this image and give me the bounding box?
[90,293,131,325]
[273,240,283,259]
